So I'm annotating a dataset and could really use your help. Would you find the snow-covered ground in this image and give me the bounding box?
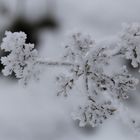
[0,74,138,140]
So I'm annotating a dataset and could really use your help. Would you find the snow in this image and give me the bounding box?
[0,76,138,140]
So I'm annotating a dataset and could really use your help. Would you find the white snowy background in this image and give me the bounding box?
[0,0,140,139]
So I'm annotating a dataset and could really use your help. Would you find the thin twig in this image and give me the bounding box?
[36,58,75,67]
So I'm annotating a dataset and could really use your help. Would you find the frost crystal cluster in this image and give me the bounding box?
[72,99,116,127]
[1,31,39,85]
[58,33,138,129]
[119,23,140,68]
[1,23,140,138]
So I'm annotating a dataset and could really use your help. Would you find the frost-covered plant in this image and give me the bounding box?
[1,31,40,85]
[118,23,140,69]
[1,24,140,138]
[58,33,139,132]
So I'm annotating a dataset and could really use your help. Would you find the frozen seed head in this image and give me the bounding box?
[0,31,39,85]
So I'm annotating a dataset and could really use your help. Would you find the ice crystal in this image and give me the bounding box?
[1,31,40,85]
[119,23,140,68]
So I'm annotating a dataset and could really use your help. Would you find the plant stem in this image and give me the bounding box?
[36,58,75,67]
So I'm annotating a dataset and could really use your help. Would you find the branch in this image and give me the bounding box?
[36,58,75,67]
